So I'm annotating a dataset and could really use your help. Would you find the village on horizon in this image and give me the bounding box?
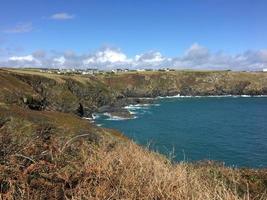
[2,67,267,75]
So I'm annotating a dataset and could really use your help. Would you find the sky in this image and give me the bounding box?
[0,0,267,70]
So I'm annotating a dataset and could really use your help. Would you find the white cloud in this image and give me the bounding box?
[9,55,35,62]
[3,22,33,33]
[182,43,210,64]
[53,56,65,65]
[50,13,75,20]
[1,44,267,71]
[135,51,167,63]
[173,44,267,70]
[6,54,41,67]
[83,48,130,65]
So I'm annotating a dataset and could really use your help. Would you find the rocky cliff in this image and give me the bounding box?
[102,71,267,97]
[1,69,267,118]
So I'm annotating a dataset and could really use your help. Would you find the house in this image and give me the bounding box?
[263,68,267,72]
[85,68,98,74]
[158,68,170,72]
[136,69,145,72]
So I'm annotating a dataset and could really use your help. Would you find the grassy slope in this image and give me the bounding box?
[0,69,267,199]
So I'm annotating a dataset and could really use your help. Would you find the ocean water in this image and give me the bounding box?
[95,97,267,168]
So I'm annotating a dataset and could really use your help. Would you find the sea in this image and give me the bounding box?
[94,96,267,168]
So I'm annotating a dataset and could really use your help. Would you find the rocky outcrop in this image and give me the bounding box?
[23,96,47,111]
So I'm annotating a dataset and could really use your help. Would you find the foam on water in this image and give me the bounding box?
[156,94,267,99]
[103,112,134,121]
[92,113,100,119]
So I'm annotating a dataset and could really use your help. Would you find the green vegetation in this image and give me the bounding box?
[0,68,267,199]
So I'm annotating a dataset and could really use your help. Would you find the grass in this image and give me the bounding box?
[1,135,266,199]
[0,105,266,199]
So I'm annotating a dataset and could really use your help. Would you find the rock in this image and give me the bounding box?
[24,96,47,111]
[108,109,133,119]
[114,97,154,107]
[97,105,133,119]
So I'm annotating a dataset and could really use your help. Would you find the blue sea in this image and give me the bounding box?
[95,96,267,168]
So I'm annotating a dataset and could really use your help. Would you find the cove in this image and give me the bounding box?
[95,97,267,168]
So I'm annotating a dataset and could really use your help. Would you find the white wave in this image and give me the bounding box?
[103,112,133,121]
[129,110,137,115]
[124,104,148,110]
[156,94,181,99]
[124,103,158,110]
[124,103,159,119]
[138,97,154,100]
[155,94,267,99]
[92,113,100,119]
[254,95,267,97]
[82,117,92,120]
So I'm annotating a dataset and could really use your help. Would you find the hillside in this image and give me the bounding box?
[101,71,267,97]
[0,68,267,199]
[1,69,267,117]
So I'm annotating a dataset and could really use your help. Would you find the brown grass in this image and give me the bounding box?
[1,134,266,200]
[66,141,267,200]
[0,105,266,199]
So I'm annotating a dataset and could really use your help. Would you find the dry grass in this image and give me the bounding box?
[1,135,266,200]
[66,141,265,200]
[4,68,66,83]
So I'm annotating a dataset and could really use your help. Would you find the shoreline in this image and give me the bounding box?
[142,94,267,99]
[94,94,267,121]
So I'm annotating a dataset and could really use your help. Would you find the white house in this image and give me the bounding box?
[263,68,267,72]
[136,69,145,72]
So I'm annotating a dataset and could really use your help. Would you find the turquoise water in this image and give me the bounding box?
[95,97,267,168]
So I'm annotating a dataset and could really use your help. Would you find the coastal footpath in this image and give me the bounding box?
[1,68,267,199]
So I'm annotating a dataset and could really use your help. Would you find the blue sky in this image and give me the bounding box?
[0,0,267,70]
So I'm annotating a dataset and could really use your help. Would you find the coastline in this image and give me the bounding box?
[94,94,267,121]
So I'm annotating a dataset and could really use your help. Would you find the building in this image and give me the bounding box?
[136,69,145,72]
[263,68,267,72]
[158,68,170,72]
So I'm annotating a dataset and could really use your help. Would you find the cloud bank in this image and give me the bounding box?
[1,44,267,71]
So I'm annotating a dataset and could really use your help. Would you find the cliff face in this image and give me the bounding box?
[102,71,267,97]
[1,69,267,118]
[0,69,118,116]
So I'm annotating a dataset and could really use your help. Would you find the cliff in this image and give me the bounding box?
[102,71,267,97]
[1,69,267,118]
